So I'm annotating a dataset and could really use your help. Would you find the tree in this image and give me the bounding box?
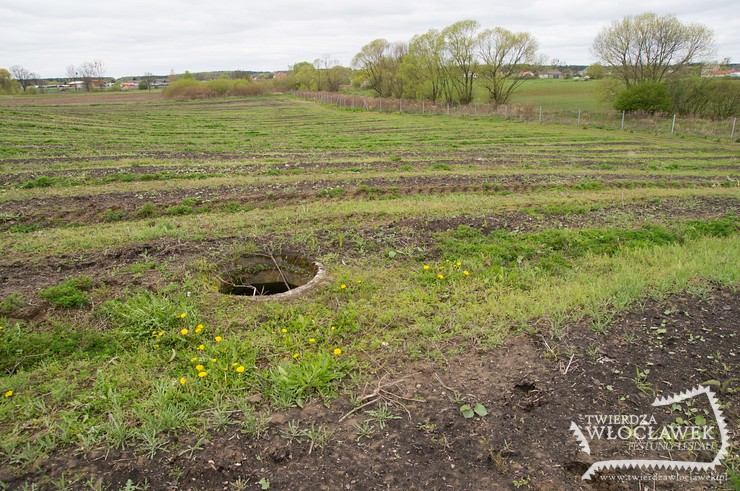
[67,60,106,91]
[352,39,406,97]
[9,65,37,92]
[140,72,155,90]
[289,61,318,90]
[441,20,480,104]
[592,12,715,87]
[585,62,605,79]
[477,27,539,104]
[404,29,448,101]
[0,68,20,94]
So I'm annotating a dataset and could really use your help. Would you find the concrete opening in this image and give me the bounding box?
[218,254,324,299]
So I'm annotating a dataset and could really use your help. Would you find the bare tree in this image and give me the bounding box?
[9,65,38,92]
[592,12,715,87]
[140,72,155,90]
[477,28,540,105]
[442,20,480,104]
[67,60,106,91]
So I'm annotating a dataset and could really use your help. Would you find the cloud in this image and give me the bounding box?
[1,0,736,77]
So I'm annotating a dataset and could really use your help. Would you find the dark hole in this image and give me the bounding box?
[222,281,299,296]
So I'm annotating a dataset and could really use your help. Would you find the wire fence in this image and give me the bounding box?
[293,91,739,142]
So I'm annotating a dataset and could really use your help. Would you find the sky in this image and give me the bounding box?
[1,0,738,78]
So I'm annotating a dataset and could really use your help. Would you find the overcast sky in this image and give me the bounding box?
[1,0,738,78]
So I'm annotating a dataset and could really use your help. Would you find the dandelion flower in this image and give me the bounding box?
[151,330,157,335]
[158,331,164,337]
[198,371,207,378]
[456,261,462,267]
[190,357,197,363]
[437,274,444,279]
[293,353,300,359]
[215,336,223,342]
[3,390,12,398]
[333,348,342,355]
[231,362,238,367]
[236,366,245,373]
[197,344,205,350]
[210,358,217,363]
[463,270,470,276]
[357,280,362,284]
[340,284,347,289]
[309,338,316,343]
[179,377,186,386]
[446,259,450,263]
[180,328,189,335]
[330,326,336,331]
[154,344,159,349]
[195,364,205,371]
[179,313,187,319]
[281,328,287,333]
[195,324,204,333]
[423,265,430,270]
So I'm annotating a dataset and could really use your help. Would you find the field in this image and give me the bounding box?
[0,94,738,490]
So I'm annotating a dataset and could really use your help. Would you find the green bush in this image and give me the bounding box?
[19,176,54,189]
[164,79,217,100]
[207,78,234,96]
[668,77,740,118]
[614,82,673,113]
[135,202,158,218]
[39,276,93,308]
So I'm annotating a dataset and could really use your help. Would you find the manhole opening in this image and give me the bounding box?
[218,254,321,297]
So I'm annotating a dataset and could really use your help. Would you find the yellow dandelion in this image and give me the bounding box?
[340,284,347,289]
[210,358,217,363]
[330,326,336,331]
[151,330,157,335]
[158,331,164,337]
[293,353,300,359]
[357,280,362,284]
[198,371,207,378]
[3,390,13,398]
[437,274,444,279]
[180,328,189,335]
[446,259,450,263]
[281,328,287,333]
[236,366,245,373]
[423,265,430,270]
[179,377,186,386]
[195,324,204,333]
[190,357,197,363]
[215,336,223,342]
[231,362,238,367]
[179,313,187,319]
[463,270,470,276]
[197,344,205,350]
[195,364,205,371]
[154,344,159,349]
[309,338,316,343]
[333,348,342,355]
[456,261,462,267]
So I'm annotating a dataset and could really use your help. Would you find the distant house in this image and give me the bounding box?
[518,71,536,78]
[539,71,563,79]
[121,82,138,90]
[273,72,288,79]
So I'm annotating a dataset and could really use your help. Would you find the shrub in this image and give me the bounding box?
[207,78,234,96]
[39,276,93,308]
[164,79,217,100]
[135,202,158,218]
[19,176,54,189]
[614,82,673,113]
[668,77,740,118]
[230,79,267,97]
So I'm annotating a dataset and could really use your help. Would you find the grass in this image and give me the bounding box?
[0,93,737,479]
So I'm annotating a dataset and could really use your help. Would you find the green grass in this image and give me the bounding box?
[508,79,608,111]
[0,94,737,476]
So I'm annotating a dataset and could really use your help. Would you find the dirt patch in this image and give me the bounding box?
[2,287,736,490]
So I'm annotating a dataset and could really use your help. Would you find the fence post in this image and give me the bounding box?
[621,111,625,130]
[447,103,450,115]
[504,105,508,119]
[539,106,542,123]
[422,101,425,114]
[399,99,402,113]
[379,99,382,112]
[577,109,581,126]
[731,117,737,140]
[671,114,677,134]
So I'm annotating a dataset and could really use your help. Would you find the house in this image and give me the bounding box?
[273,72,288,79]
[539,71,563,79]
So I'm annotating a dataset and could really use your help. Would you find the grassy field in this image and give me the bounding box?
[0,94,738,489]
[508,79,609,111]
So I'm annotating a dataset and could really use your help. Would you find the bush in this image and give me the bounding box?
[614,82,673,113]
[135,202,158,218]
[19,176,54,189]
[39,276,93,308]
[668,77,740,118]
[230,79,267,97]
[164,79,217,100]
[207,78,234,96]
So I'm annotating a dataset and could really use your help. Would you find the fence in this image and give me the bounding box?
[293,91,738,141]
